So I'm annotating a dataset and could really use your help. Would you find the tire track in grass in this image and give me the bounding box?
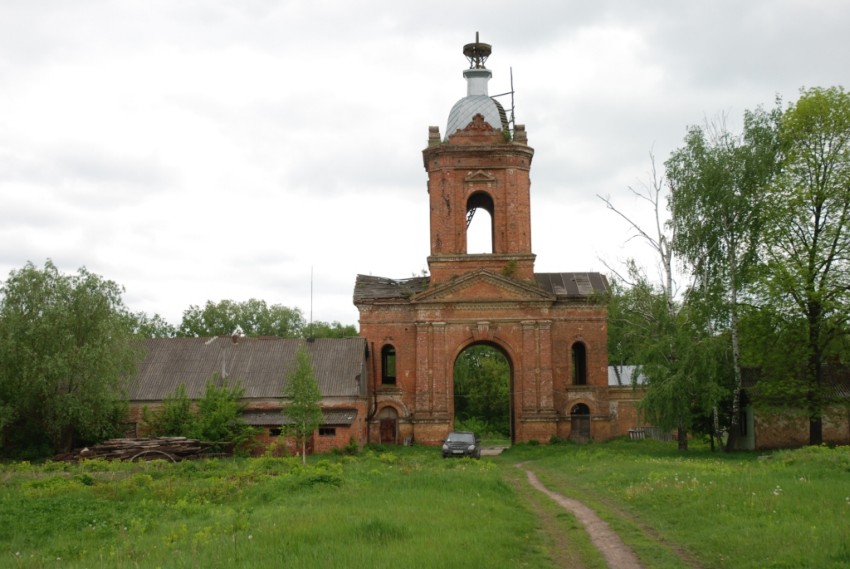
[524,469,644,569]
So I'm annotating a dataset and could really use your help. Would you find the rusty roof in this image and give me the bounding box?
[129,337,367,402]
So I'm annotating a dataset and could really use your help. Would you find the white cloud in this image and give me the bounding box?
[1,0,848,327]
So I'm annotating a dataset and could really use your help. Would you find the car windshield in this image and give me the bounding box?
[447,433,475,443]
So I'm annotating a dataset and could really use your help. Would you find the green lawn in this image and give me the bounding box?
[1,440,848,568]
[500,439,850,569]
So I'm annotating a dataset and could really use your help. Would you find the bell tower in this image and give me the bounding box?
[355,34,615,448]
[422,34,536,285]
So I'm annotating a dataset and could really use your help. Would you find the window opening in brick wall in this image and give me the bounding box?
[381,344,397,385]
[572,342,587,385]
[319,427,336,437]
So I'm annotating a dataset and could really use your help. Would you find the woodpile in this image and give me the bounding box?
[54,437,228,462]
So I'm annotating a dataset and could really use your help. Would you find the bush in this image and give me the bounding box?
[142,378,256,453]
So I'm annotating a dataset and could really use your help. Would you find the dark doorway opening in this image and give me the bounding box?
[378,407,398,444]
[570,403,591,442]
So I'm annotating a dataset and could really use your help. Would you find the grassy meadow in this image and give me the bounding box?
[1,440,848,568]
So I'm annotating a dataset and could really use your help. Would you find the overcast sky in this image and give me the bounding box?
[1,1,848,329]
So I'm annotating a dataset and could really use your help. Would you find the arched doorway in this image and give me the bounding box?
[378,407,398,444]
[570,403,591,442]
[453,343,513,443]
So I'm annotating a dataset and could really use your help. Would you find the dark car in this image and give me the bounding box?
[441,431,481,459]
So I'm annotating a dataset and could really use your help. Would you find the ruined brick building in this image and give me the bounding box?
[354,37,639,445]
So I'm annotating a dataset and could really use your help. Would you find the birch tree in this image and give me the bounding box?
[666,107,781,450]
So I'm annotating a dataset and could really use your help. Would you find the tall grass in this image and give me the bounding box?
[0,449,550,569]
[501,439,850,569]
[2,441,848,568]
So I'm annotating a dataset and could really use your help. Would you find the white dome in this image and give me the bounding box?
[446,96,507,139]
[445,67,508,140]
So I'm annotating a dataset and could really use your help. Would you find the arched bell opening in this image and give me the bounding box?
[466,191,495,254]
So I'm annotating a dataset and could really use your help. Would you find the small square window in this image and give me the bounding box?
[319,427,336,437]
[269,428,282,437]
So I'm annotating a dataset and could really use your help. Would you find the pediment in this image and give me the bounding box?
[412,270,555,304]
[464,170,496,184]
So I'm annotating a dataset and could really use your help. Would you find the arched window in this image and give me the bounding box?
[466,191,495,254]
[572,342,587,385]
[381,344,396,385]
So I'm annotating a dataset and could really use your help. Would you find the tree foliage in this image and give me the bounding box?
[666,106,781,449]
[130,311,177,338]
[759,86,850,444]
[142,384,194,436]
[284,346,323,463]
[142,379,253,451]
[193,379,252,447]
[179,299,306,338]
[304,320,358,338]
[177,298,358,339]
[0,261,140,455]
[453,345,511,436]
[609,85,850,449]
[610,267,730,449]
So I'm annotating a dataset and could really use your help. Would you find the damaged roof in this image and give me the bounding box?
[353,274,430,301]
[353,272,609,302]
[129,336,367,401]
[535,273,610,298]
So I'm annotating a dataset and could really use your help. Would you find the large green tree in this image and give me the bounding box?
[666,107,780,449]
[760,86,850,445]
[284,346,323,463]
[179,299,306,337]
[178,299,358,338]
[0,261,140,454]
[304,320,358,338]
[601,157,707,450]
[612,268,729,450]
[129,311,177,338]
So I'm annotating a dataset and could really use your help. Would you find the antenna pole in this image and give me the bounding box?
[510,66,516,131]
[309,266,314,338]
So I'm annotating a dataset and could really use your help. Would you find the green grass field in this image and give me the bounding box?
[1,440,848,568]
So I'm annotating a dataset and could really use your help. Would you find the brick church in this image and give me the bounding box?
[354,37,634,446]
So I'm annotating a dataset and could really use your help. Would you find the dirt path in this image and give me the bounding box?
[524,469,644,569]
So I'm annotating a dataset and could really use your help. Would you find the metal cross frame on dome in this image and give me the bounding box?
[463,32,491,69]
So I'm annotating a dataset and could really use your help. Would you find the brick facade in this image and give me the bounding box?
[354,41,620,445]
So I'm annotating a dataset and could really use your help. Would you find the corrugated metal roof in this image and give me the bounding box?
[129,337,367,401]
[535,273,610,298]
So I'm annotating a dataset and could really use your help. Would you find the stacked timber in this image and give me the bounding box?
[55,437,226,462]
